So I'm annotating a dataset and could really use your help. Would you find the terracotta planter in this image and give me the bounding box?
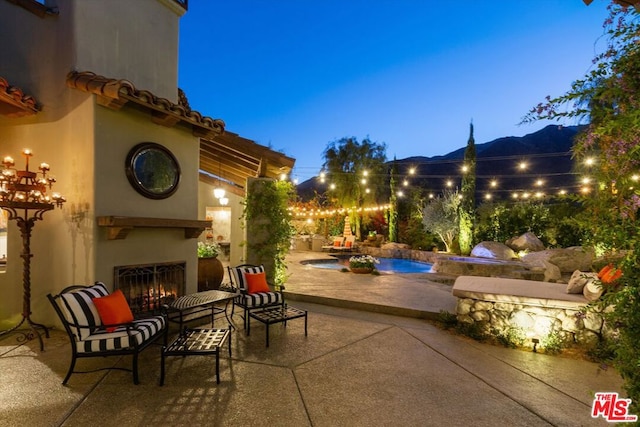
[350,267,373,274]
[198,256,224,291]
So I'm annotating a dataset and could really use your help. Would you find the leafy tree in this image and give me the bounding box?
[423,190,460,252]
[388,158,399,242]
[476,201,550,245]
[459,122,477,255]
[322,136,387,239]
[399,190,437,250]
[524,4,640,409]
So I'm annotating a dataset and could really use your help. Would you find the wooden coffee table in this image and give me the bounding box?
[248,305,307,347]
[160,327,231,385]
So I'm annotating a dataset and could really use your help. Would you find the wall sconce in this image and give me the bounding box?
[219,197,229,206]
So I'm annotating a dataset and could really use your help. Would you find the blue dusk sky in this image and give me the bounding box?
[178,1,611,182]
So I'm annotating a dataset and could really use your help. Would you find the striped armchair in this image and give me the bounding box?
[47,282,167,385]
[227,264,284,330]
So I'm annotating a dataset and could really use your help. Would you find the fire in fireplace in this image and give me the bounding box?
[114,261,186,313]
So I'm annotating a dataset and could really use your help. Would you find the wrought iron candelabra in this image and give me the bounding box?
[0,149,65,351]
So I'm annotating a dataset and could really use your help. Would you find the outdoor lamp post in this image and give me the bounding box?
[0,149,65,351]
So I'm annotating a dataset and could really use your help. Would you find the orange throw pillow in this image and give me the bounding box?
[245,272,271,294]
[333,239,342,247]
[345,240,353,248]
[92,289,134,332]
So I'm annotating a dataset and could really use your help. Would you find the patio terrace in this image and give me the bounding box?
[0,252,625,426]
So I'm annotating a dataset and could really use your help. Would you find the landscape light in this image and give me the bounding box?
[585,157,595,166]
[409,167,416,175]
[365,188,370,194]
[535,179,544,187]
[632,174,639,182]
[446,180,453,187]
[490,180,497,188]
[582,177,591,185]
[518,162,527,170]
[397,190,404,197]
[485,193,492,200]
[461,165,469,173]
[403,179,409,186]
[362,170,368,177]
[330,183,336,190]
[428,193,434,199]
[360,178,367,185]
[558,189,567,195]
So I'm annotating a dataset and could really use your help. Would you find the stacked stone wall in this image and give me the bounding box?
[456,297,606,348]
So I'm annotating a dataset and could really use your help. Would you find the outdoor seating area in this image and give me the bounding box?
[0,252,626,426]
[321,235,356,252]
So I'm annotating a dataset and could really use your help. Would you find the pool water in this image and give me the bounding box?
[305,258,433,274]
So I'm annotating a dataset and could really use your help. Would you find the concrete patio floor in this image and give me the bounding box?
[0,250,626,426]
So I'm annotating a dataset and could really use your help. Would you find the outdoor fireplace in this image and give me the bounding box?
[114,261,186,313]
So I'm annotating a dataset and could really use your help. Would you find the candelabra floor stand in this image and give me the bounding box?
[0,211,52,351]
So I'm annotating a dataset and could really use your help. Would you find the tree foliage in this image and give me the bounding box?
[525,4,640,409]
[459,122,477,255]
[423,190,460,253]
[388,158,399,242]
[244,179,296,285]
[322,136,387,238]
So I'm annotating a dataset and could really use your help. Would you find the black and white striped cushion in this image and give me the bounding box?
[60,282,109,340]
[231,265,265,292]
[76,316,166,353]
[240,291,283,308]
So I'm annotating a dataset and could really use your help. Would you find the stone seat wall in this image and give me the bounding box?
[452,276,604,348]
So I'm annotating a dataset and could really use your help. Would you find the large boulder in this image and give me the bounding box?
[526,259,562,282]
[521,246,595,273]
[506,232,545,252]
[470,241,517,260]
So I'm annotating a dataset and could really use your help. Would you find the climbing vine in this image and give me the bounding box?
[243,179,295,285]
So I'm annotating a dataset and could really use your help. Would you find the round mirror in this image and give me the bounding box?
[125,142,181,199]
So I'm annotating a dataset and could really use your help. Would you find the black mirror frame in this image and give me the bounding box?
[125,142,181,199]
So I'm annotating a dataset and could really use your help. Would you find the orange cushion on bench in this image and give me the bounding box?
[92,289,134,332]
[245,272,271,294]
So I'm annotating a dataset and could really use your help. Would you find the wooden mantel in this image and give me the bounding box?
[97,216,211,240]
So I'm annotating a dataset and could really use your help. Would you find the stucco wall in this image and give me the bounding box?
[0,95,95,325]
[93,106,200,295]
[73,0,181,101]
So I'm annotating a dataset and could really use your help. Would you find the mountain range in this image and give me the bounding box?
[296,124,587,202]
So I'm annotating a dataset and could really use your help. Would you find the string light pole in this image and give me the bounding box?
[0,149,65,351]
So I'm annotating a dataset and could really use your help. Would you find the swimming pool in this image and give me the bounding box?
[303,257,433,274]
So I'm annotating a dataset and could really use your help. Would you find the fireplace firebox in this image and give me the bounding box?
[114,261,186,313]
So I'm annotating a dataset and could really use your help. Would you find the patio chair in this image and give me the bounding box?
[321,236,345,251]
[335,235,356,251]
[227,264,284,330]
[47,282,168,385]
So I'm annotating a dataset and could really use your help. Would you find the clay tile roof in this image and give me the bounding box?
[0,76,40,118]
[66,71,225,136]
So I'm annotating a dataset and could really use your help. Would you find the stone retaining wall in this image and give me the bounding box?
[451,276,609,349]
[455,297,604,348]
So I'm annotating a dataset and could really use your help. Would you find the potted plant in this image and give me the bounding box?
[197,241,224,291]
[349,255,380,274]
